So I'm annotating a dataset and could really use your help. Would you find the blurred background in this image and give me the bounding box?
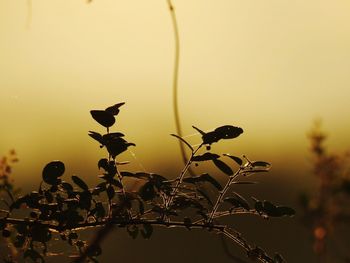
[1,0,350,262]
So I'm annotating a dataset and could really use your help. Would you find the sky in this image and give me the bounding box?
[1,0,350,186]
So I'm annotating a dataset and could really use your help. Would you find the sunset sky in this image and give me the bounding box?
[1,0,350,187]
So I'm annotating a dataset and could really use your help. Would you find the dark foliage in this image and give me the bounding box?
[0,103,295,263]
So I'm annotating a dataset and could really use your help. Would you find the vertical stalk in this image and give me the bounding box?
[167,0,194,172]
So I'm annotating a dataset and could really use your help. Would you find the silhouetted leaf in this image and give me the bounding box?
[42,161,65,185]
[95,202,106,218]
[192,125,206,135]
[105,138,135,159]
[172,196,204,211]
[223,154,243,166]
[105,102,125,115]
[106,185,115,200]
[183,173,222,191]
[212,159,233,175]
[252,161,271,168]
[171,134,193,152]
[30,225,51,243]
[192,152,220,162]
[90,110,115,128]
[195,125,243,145]
[253,198,295,217]
[141,224,153,239]
[97,159,108,170]
[224,192,250,211]
[61,182,74,193]
[42,191,53,204]
[127,225,139,239]
[102,132,125,141]
[215,125,243,139]
[71,175,89,191]
[275,206,296,217]
[92,182,107,195]
[79,191,92,210]
[88,131,104,145]
[197,188,214,206]
[139,182,156,201]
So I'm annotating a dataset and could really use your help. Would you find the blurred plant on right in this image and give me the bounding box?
[299,121,350,263]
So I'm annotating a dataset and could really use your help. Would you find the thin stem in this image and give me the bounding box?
[165,143,203,209]
[1,217,226,233]
[208,168,242,223]
[166,0,195,177]
[115,166,133,220]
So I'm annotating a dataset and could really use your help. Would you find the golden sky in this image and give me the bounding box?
[1,0,350,186]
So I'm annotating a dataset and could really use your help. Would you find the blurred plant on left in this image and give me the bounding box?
[0,150,21,262]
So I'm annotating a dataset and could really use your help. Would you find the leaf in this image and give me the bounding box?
[88,131,104,145]
[98,158,109,170]
[192,125,206,135]
[71,175,89,191]
[127,225,139,239]
[106,185,115,200]
[214,125,243,140]
[42,161,65,185]
[201,173,223,191]
[79,191,92,210]
[172,196,204,210]
[276,206,296,217]
[197,188,214,206]
[95,202,106,218]
[171,134,193,152]
[139,182,156,201]
[140,224,153,239]
[90,110,115,128]
[253,198,296,217]
[92,182,107,195]
[183,173,222,191]
[61,182,74,193]
[102,132,125,141]
[105,138,136,159]
[223,154,243,166]
[252,161,271,169]
[30,225,52,243]
[224,192,250,211]
[105,102,125,115]
[192,152,220,162]
[200,125,243,145]
[212,159,233,176]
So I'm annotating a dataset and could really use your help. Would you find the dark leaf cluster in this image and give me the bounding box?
[0,103,295,263]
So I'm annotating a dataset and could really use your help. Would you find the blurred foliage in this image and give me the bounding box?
[299,121,350,263]
[0,103,295,263]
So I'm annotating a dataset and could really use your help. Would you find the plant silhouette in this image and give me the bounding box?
[299,121,350,263]
[0,103,295,263]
